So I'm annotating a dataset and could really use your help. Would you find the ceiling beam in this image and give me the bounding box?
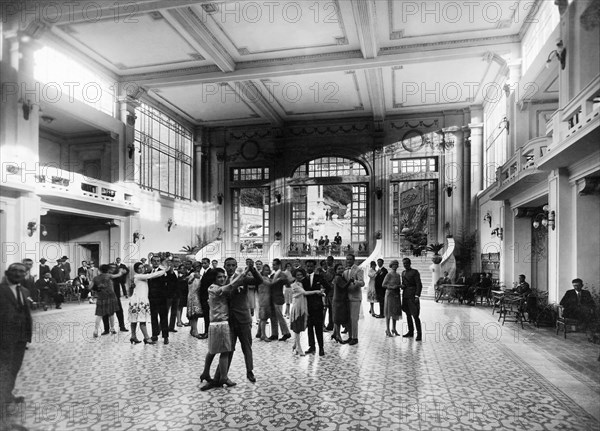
[351,0,379,59]
[364,68,385,121]
[164,8,236,73]
[131,40,520,88]
[231,81,284,127]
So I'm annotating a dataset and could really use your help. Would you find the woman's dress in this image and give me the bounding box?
[207,283,233,354]
[92,273,119,317]
[128,270,164,323]
[366,268,377,303]
[383,270,402,320]
[332,275,349,325]
[187,277,203,319]
[258,281,272,321]
[289,281,308,333]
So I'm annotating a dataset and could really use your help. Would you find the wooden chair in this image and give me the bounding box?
[499,293,525,328]
[556,305,579,338]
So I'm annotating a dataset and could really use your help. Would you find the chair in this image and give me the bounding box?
[475,285,492,305]
[499,293,525,328]
[491,290,504,315]
[556,305,579,338]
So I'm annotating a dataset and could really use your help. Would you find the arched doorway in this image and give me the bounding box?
[287,157,370,256]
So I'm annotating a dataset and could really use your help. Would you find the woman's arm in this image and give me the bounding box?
[136,269,166,281]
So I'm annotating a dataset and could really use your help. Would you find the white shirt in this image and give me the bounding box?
[7,283,21,303]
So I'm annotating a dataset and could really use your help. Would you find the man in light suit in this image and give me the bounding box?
[0,263,32,407]
[344,254,365,345]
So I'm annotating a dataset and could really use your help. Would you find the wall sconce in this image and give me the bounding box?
[128,143,135,159]
[532,205,556,230]
[444,184,456,197]
[499,117,510,134]
[546,40,566,70]
[433,130,455,151]
[483,212,492,228]
[26,221,37,236]
[19,99,36,120]
[166,218,175,232]
[375,187,383,200]
[40,224,48,237]
[274,191,282,203]
[216,193,224,205]
[133,231,144,243]
[491,227,503,240]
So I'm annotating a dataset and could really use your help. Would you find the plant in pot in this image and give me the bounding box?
[427,242,444,264]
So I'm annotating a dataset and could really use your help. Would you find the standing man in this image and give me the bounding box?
[50,259,66,284]
[322,255,336,331]
[148,257,169,344]
[401,258,423,341]
[103,263,128,333]
[0,263,32,406]
[304,259,329,356]
[61,256,71,280]
[78,261,89,277]
[208,258,260,389]
[115,257,129,298]
[165,261,180,333]
[344,254,365,345]
[87,260,99,281]
[198,258,215,338]
[269,259,291,341]
[374,259,388,318]
[39,258,50,278]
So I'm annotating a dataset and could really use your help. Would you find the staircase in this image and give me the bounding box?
[381,255,436,300]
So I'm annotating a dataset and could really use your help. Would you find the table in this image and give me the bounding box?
[435,284,468,303]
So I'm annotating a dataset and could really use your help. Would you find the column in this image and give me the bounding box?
[462,127,472,234]
[447,127,464,239]
[117,95,140,183]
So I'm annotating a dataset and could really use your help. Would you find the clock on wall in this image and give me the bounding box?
[241,141,260,161]
[400,130,424,152]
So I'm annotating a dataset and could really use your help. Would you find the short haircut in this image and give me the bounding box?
[293,267,307,278]
[99,264,111,273]
[519,274,526,278]
[214,268,226,275]
[201,258,210,264]
[346,253,355,259]
[305,259,317,266]
[224,257,236,265]
[572,278,583,285]
[22,258,33,263]
[403,258,411,264]
[272,258,281,266]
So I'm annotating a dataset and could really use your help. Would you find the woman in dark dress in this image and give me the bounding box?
[91,264,123,337]
[331,263,350,343]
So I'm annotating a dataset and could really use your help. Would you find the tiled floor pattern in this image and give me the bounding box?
[2,298,599,431]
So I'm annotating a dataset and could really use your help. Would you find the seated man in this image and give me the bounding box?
[436,271,452,289]
[74,269,91,300]
[510,274,532,296]
[35,272,64,310]
[560,278,596,328]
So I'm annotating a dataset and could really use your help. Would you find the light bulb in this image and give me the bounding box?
[533,221,540,229]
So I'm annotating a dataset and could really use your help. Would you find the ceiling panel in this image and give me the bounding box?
[151,83,260,123]
[58,13,209,71]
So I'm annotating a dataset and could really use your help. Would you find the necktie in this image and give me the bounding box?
[577,291,581,305]
[16,284,24,309]
[345,269,350,280]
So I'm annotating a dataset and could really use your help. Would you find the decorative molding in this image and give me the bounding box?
[352,0,379,58]
[577,177,600,196]
[287,124,371,136]
[390,120,439,129]
[380,34,519,53]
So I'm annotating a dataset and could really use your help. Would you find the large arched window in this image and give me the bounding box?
[293,157,367,178]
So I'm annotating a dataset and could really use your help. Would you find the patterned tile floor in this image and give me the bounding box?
[2,297,599,431]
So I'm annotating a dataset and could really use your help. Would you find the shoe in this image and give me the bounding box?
[101,331,109,336]
[268,335,278,341]
[255,333,261,339]
[319,349,325,356]
[221,378,237,387]
[43,306,48,311]
[164,338,169,345]
[93,331,98,338]
[260,336,271,342]
[415,335,422,341]
[151,337,158,342]
[200,372,212,383]
[200,381,219,391]
[340,338,350,344]
[349,339,358,345]
[183,322,190,326]
[143,338,156,345]
[120,327,129,332]
[279,334,291,341]
[325,325,333,331]
[386,330,393,337]
[369,309,373,315]
[322,326,331,332]
[392,329,400,336]
[402,333,414,338]
[341,329,348,334]
[125,295,128,298]
[9,395,24,404]
[377,315,385,319]
[247,371,256,383]
[196,334,208,339]
[169,329,178,333]
[305,347,315,355]
[130,338,142,344]
[56,305,62,309]
[110,329,117,335]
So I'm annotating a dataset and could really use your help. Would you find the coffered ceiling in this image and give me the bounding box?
[34,0,544,127]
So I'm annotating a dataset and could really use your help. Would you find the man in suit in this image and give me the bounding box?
[401,258,423,341]
[374,259,388,318]
[269,259,291,341]
[148,257,169,344]
[304,259,330,355]
[87,260,99,280]
[0,263,32,406]
[560,278,596,327]
[74,269,91,300]
[323,255,336,330]
[114,257,129,298]
[61,256,71,280]
[207,258,260,389]
[343,254,365,345]
[165,261,180,333]
[198,258,215,339]
[35,272,62,311]
[39,258,50,278]
[103,264,128,333]
[50,259,66,284]
[77,261,89,277]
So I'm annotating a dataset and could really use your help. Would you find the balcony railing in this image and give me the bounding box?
[3,164,137,210]
[495,137,550,188]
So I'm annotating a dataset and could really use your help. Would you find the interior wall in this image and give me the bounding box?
[576,192,600,289]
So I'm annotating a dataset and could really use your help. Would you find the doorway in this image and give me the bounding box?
[77,243,100,268]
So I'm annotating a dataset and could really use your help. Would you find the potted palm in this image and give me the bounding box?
[427,242,444,264]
